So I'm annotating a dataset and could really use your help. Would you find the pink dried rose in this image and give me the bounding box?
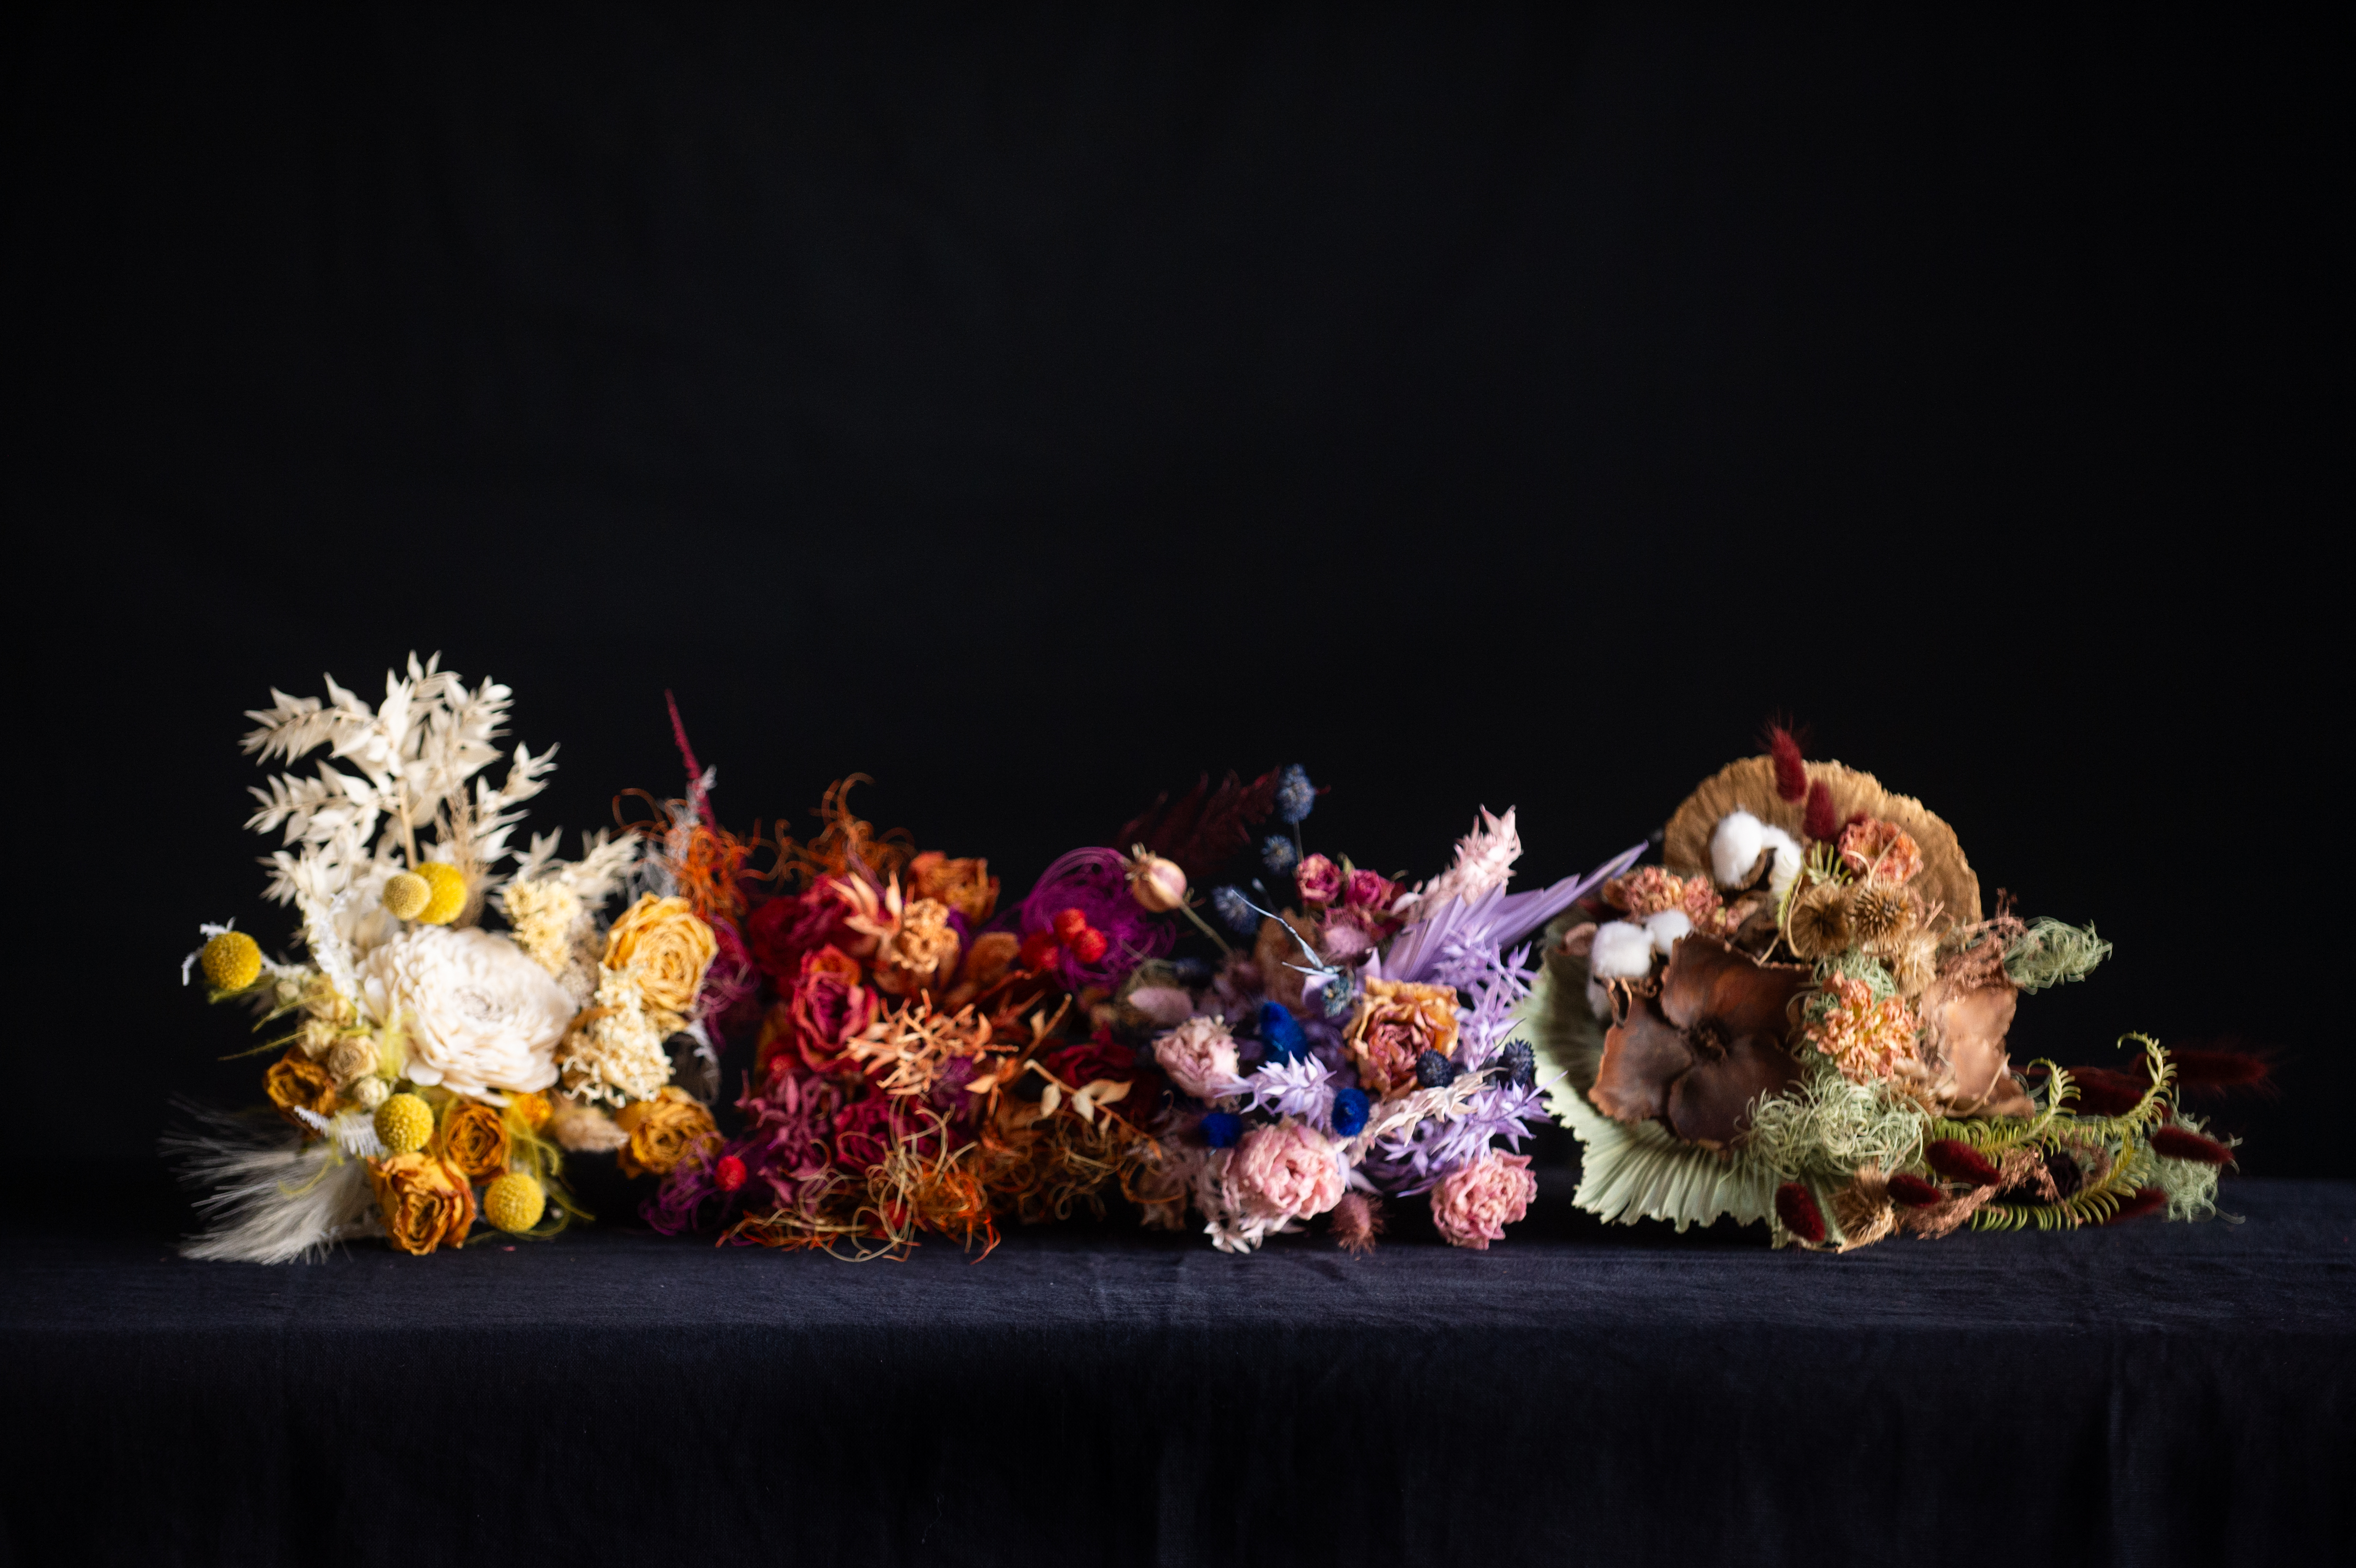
[1343,868,1401,913]
[1603,866,1689,919]
[1225,1120,1346,1223]
[1154,1015,1242,1100]
[1429,1151,1537,1250]
[1294,854,1344,906]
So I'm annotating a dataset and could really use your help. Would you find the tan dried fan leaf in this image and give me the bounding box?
[1662,756,1980,927]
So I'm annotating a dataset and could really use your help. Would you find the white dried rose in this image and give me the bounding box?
[357,925,572,1097]
[1154,1015,1244,1101]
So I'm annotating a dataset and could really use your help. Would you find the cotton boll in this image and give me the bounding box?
[1589,921,1657,980]
[1710,811,1766,888]
[1759,827,1803,900]
[1643,910,1692,957]
[1585,977,1614,1020]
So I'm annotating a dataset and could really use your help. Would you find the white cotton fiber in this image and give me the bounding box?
[1759,826,1802,899]
[1589,920,1657,979]
[1710,810,1765,888]
[1643,909,1692,956]
[1585,977,1614,1020]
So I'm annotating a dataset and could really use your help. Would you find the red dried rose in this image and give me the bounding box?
[1044,1038,1137,1091]
[831,1093,913,1171]
[1587,936,1808,1148]
[1343,869,1400,913]
[745,889,851,985]
[787,945,880,1073]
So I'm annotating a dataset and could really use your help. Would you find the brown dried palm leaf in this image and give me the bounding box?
[1662,756,1980,927]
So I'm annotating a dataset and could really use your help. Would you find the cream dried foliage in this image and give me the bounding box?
[556,966,676,1108]
[1662,756,1981,928]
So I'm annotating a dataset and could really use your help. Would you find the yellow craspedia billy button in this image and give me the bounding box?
[482,1172,546,1234]
[199,930,263,991]
[413,862,467,924]
[374,1092,434,1155]
[381,871,430,921]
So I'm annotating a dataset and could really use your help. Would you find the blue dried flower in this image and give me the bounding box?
[1493,1039,1536,1088]
[1201,1111,1242,1149]
[1257,1002,1307,1065]
[1319,972,1356,1020]
[1260,834,1300,876]
[1330,1087,1370,1137]
[1415,1049,1460,1089]
[1210,885,1258,935]
[1273,764,1316,825]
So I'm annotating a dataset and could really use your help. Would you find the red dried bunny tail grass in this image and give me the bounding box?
[1925,1140,2002,1187]
[1767,726,1809,803]
[1330,1191,1385,1256]
[1774,1182,1826,1244]
[2150,1126,2236,1165]
[1885,1173,1944,1208]
[2062,1065,2153,1118]
[2104,1187,2168,1225]
[1803,779,1838,842]
[2158,1047,2274,1095]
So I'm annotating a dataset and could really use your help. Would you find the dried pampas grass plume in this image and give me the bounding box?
[1663,756,1980,928]
[163,1101,378,1264]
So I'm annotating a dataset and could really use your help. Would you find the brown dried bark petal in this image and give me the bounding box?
[1922,977,2025,1114]
[1588,997,1693,1126]
[1657,935,1808,1042]
[1665,1034,1803,1149]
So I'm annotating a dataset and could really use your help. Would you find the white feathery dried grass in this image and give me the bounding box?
[163,1101,378,1264]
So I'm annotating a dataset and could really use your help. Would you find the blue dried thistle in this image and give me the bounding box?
[1260,834,1300,876]
[1273,764,1316,825]
[1209,885,1257,935]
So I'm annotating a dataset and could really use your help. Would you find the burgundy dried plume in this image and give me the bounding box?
[2163,1047,2273,1094]
[1768,727,1808,803]
[2150,1126,2236,1165]
[2062,1065,2152,1118]
[1803,780,1838,842]
[1774,1181,1826,1244]
[2104,1187,2168,1225]
[1925,1139,2002,1187]
[1117,769,1281,883]
[1885,1173,1944,1208]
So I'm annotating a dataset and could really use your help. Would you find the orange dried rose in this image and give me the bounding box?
[872,897,962,997]
[603,894,718,1023]
[438,1100,510,1182]
[263,1048,340,1129]
[1345,979,1461,1097]
[613,1086,720,1178]
[907,851,1000,924]
[368,1151,477,1255]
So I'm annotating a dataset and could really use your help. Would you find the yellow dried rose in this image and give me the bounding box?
[612,1086,719,1179]
[1344,978,1461,1098]
[263,1048,340,1128]
[603,895,718,1023]
[506,1091,552,1131]
[368,1151,477,1255]
[438,1100,510,1182]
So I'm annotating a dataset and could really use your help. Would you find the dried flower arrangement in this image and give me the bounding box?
[1531,729,2263,1252]
[171,657,736,1262]
[1104,768,1646,1254]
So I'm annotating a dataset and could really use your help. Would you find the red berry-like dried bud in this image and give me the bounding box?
[1018,931,1062,970]
[1068,927,1109,964]
[1052,907,1091,942]
[713,1154,747,1192]
[1803,779,1838,842]
[1886,1172,1944,1207]
[1769,727,1808,803]
[1774,1181,1827,1244]
[1925,1139,2002,1187]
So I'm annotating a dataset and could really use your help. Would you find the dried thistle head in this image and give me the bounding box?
[1786,881,1853,959]
[1849,880,1919,953]
[1886,929,1939,996]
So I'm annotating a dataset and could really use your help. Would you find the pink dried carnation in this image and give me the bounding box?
[1154,1015,1242,1100]
[1839,817,1923,884]
[1429,1151,1537,1250]
[1295,854,1344,906]
[1679,876,1725,926]
[1804,974,1922,1084]
[1605,865,1688,919]
[1225,1120,1346,1223]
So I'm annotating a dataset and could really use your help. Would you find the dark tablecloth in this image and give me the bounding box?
[5,1175,2350,1567]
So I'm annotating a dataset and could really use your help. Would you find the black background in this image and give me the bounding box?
[10,6,2342,1181]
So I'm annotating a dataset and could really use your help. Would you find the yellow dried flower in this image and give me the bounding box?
[263,1048,339,1128]
[414,863,468,925]
[612,1086,719,1179]
[437,1100,510,1182]
[507,1091,552,1131]
[382,872,431,921]
[374,1092,434,1155]
[482,1172,547,1234]
[603,895,718,1019]
[200,931,263,992]
[368,1152,475,1255]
